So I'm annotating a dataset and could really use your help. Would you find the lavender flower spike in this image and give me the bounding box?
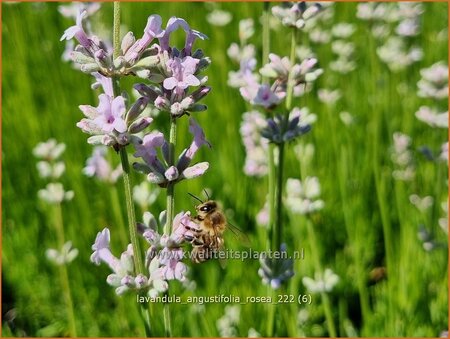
[61,10,106,63]
[90,228,123,272]
[93,94,127,133]
[133,118,210,186]
[123,15,164,64]
[163,56,201,98]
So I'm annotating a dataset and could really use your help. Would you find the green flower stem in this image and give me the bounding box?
[306,218,337,337]
[164,117,177,236]
[111,186,128,247]
[261,1,275,250]
[163,117,177,338]
[262,4,276,336]
[113,2,121,59]
[54,203,77,337]
[262,2,270,78]
[267,144,276,249]
[163,295,173,337]
[112,3,151,336]
[271,27,297,252]
[272,142,285,251]
[266,287,276,336]
[285,28,297,112]
[119,148,145,275]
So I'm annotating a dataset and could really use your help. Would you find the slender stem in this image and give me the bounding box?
[272,27,297,251]
[286,28,297,111]
[273,142,284,251]
[261,3,277,337]
[163,117,177,337]
[113,2,121,59]
[119,149,145,275]
[267,145,276,249]
[266,288,276,336]
[164,117,177,235]
[112,5,151,336]
[54,204,77,337]
[163,295,173,337]
[262,2,270,83]
[306,219,337,337]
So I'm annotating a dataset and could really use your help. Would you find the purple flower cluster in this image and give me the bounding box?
[63,13,211,147]
[77,72,152,147]
[62,10,212,297]
[133,118,210,187]
[227,7,321,179]
[91,211,199,296]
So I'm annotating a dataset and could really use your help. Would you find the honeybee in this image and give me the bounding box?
[184,193,244,264]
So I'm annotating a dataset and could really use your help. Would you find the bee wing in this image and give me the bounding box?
[226,222,251,247]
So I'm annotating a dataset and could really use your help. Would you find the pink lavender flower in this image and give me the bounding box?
[77,75,151,148]
[252,84,282,108]
[415,106,448,129]
[60,10,111,73]
[158,17,208,55]
[83,146,122,183]
[46,241,79,266]
[58,2,101,19]
[133,118,210,186]
[91,227,176,296]
[94,94,127,133]
[272,2,322,29]
[139,211,200,284]
[163,56,201,98]
[123,15,164,64]
[417,62,448,100]
[391,132,415,181]
[38,183,74,204]
[303,268,339,293]
[285,177,324,215]
[239,111,269,177]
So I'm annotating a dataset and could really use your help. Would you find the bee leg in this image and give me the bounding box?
[181,222,202,234]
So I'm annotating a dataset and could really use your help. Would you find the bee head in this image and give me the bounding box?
[197,200,217,214]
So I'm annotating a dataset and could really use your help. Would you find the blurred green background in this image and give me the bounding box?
[2,1,448,337]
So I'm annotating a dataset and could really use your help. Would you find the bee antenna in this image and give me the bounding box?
[188,192,203,204]
[203,189,210,200]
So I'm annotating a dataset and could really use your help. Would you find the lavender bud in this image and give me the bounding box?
[121,275,135,287]
[121,31,136,54]
[192,49,204,59]
[106,274,122,287]
[135,274,148,289]
[133,55,160,68]
[164,166,179,181]
[182,162,209,179]
[87,135,104,145]
[191,86,211,102]
[148,171,166,184]
[126,97,150,123]
[113,56,126,70]
[136,69,151,78]
[70,51,95,64]
[134,83,161,101]
[80,63,101,73]
[129,117,153,134]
